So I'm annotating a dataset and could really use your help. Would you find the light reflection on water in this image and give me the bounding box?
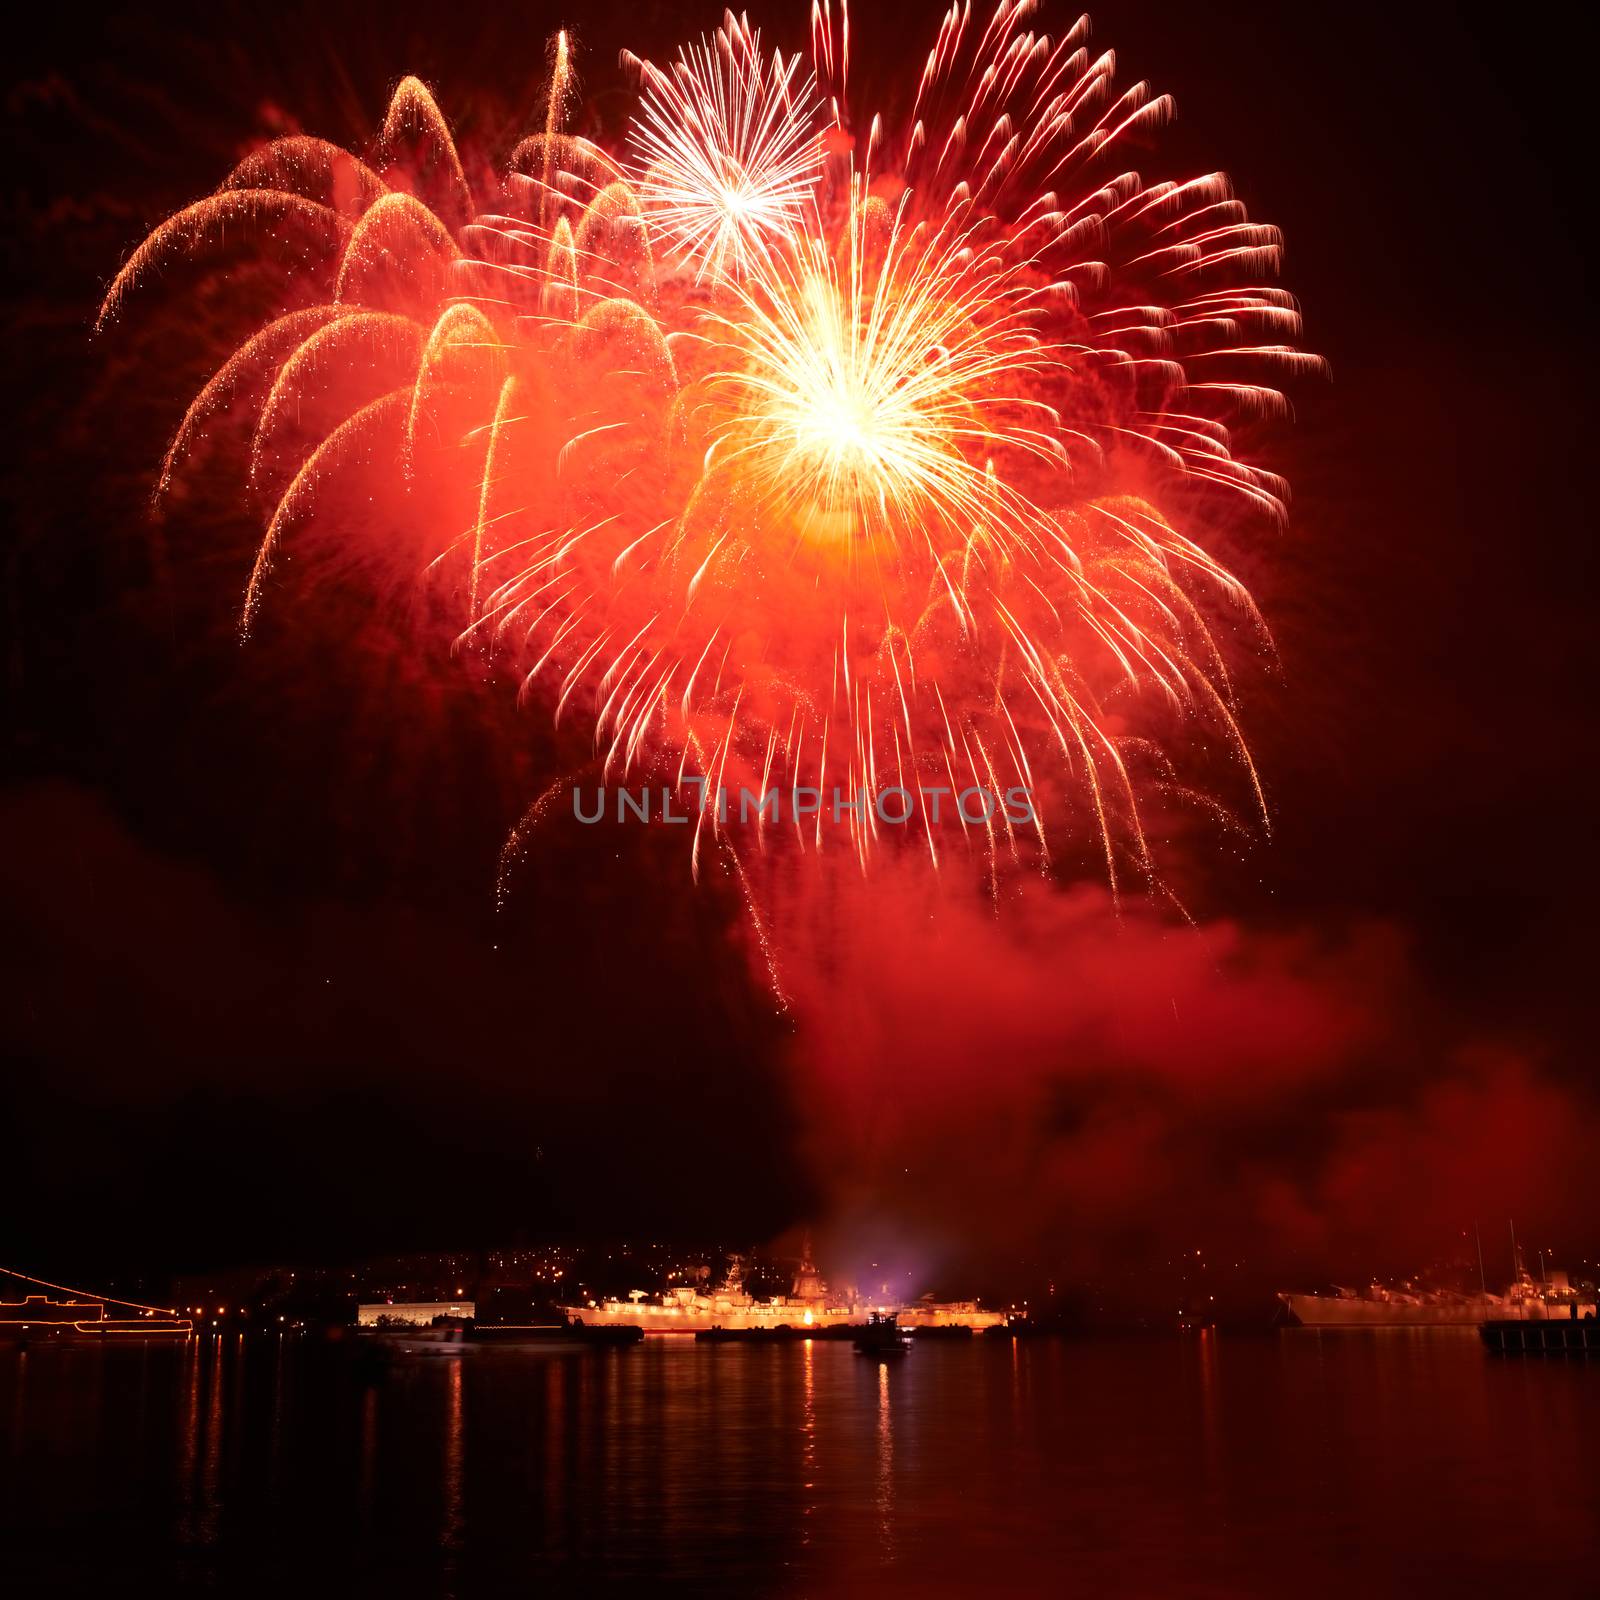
[2,1330,1595,1595]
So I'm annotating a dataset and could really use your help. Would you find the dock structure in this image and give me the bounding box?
[1479,1318,1599,1355]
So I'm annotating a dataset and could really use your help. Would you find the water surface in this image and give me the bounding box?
[4,1330,1595,1594]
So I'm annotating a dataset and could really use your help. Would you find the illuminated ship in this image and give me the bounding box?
[1278,1285,1521,1327]
[562,1239,1005,1333]
[0,1271,192,1341]
[1279,1258,1595,1328]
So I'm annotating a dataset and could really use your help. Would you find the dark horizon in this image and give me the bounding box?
[4,0,1594,1292]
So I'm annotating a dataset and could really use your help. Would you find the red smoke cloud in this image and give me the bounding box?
[773,866,1596,1305]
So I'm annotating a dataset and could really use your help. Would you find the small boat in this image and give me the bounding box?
[696,1324,786,1342]
[908,1322,973,1339]
[378,1325,472,1356]
[695,1323,856,1342]
[471,1320,643,1348]
[853,1311,911,1356]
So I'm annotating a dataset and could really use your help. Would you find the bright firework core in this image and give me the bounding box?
[713,190,1059,556]
[97,1,1320,909]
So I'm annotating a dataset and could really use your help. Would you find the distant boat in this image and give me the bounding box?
[1277,1286,1519,1327]
[371,1324,472,1356]
[1279,1266,1595,1329]
[853,1312,911,1357]
[467,1321,643,1348]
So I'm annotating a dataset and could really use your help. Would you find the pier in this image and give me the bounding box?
[1479,1318,1599,1355]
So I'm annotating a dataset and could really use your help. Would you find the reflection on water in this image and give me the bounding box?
[441,1356,463,1555]
[2,1331,1595,1595]
[875,1359,894,1565]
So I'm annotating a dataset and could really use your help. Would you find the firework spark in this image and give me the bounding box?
[99,1,1318,922]
[624,13,824,279]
